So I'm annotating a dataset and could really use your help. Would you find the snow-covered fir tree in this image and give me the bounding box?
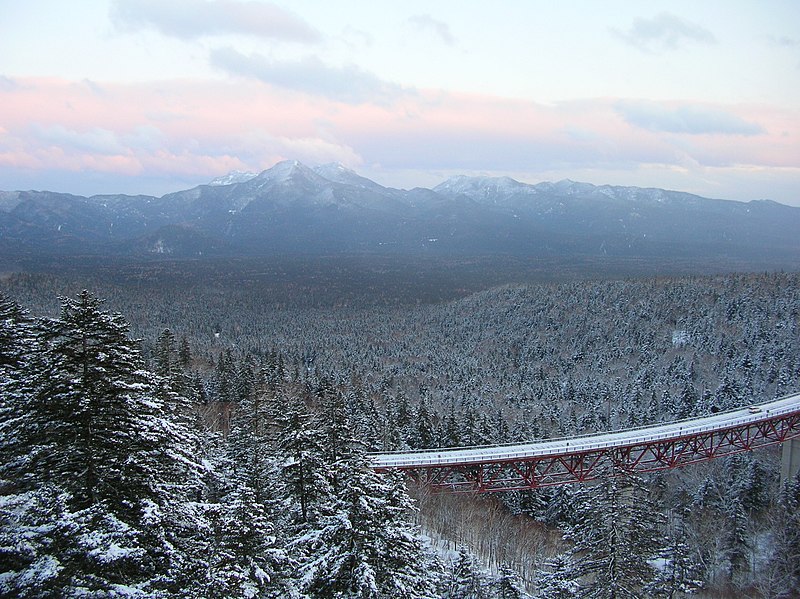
[294,449,438,598]
[494,563,527,599]
[0,294,38,486]
[200,484,288,599]
[277,392,333,526]
[761,474,800,598]
[649,508,704,598]
[0,291,204,596]
[532,553,578,599]
[445,546,491,598]
[563,473,665,598]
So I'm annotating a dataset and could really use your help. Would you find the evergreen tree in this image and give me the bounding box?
[0,485,77,597]
[762,474,800,598]
[461,403,478,447]
[234,357,257,405]
[446,546,490,598]
[443,401,462,447]
[382,400,405,451]
[649,509,703,598]
[495,563,527,599]
[532,553,578,599]
[394,392,413,448]
[178,335,192,368]
[414,395,437,449]
[200,485,288,599]
[277,394,333,526]
[0,294,39,486]
[295,451,438,598]
[225,384,275,505]
[0,291,203,595]
[542,486,577,527]
[211,348,237,405]
[564,473,664,598]
[198,359,291,596]
[730,455,772,516]
[155,327,178,379]
[492,410,511,446]
[316,379,356,494]
[0,293,36,374]
[721,498,750,584]
[347,379,381,451]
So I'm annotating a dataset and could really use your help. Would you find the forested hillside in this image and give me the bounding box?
[2,270,799,597]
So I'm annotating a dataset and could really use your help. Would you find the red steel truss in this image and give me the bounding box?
[373,403,800,493]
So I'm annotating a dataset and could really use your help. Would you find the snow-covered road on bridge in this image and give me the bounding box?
[371,392,800,469]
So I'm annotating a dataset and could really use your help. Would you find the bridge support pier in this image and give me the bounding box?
[781,437,800,486]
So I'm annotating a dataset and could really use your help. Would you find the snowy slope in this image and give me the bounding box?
[208,170,258,186]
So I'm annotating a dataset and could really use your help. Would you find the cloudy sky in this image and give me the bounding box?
[1,1,799,205]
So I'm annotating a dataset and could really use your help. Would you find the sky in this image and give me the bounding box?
[1,1,799,205]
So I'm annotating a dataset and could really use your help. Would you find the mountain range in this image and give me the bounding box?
[1,160,798,268]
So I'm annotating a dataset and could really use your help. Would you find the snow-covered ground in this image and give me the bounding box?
[371,393,800,469]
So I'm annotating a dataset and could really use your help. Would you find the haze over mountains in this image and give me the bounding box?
[1,160,798,269]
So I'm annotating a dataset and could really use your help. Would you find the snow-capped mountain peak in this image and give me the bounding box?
[234,160,327,197]
[259,159,305,181]
[208,170,258,186]
[433,175,535,200]
[312,162,387,191]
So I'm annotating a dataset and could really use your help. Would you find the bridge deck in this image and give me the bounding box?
[371,392,800,470]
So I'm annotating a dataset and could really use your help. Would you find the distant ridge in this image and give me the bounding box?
[208,170,258,186]
[1,160,798,270]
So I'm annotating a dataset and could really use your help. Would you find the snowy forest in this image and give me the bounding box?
[2,267,800,598]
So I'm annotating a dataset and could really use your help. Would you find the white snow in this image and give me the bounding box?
[13,555,62,588]
[671,330,690,347]
[208,170,258,186]
[150,239,170,254]
[434,175,536,199]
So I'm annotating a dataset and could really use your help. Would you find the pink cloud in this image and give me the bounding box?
[0,76,797,201]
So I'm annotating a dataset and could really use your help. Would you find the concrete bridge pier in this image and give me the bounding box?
[781,437,800,486]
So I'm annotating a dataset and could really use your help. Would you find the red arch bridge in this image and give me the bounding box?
[370,392,800,493]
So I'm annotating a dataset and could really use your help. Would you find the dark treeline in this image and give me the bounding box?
[1,269,800,597]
